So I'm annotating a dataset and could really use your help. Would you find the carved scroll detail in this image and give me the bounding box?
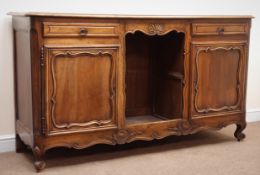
[112,129,144,144]
[167,120,203,135]
[126,24,186,36]
[194,46,242,114]
[49,49,116,130]
[110,121,203,144]
[43,138,117,152]
[117,119,245,144]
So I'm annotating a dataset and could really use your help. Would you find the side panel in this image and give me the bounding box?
[13,16,34,146]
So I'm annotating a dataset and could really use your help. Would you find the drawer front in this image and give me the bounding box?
[192,23,249,35]
[43,22,119,37]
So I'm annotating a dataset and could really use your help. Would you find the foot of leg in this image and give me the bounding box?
[234,122,246,141]
[34,160,46,172]
[32,146,46,172]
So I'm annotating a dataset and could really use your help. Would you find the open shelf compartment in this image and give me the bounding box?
[125,30,185,125]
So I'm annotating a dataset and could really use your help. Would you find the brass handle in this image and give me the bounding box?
[79,28,88,36]
[218,27,225,35]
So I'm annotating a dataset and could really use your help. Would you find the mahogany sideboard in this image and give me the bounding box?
[9,12,253,171]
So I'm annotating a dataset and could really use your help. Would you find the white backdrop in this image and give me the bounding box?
[1,0,260,136]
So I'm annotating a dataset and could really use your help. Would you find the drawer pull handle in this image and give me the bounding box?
[218,27,225,35]
[79,28,88,36]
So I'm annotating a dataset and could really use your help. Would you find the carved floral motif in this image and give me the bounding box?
[148,24,164,35]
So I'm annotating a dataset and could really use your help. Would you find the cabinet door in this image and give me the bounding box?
[42,46,118,135]
[191,42,247,117]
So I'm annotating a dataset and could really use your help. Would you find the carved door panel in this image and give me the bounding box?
[191,42,247,117]
[42,46,119,135]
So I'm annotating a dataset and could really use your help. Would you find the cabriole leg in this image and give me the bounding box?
[32,146,46,172]
[234,122,246,141]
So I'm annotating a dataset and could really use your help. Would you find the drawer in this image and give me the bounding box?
[192,23,249,35]
[43,22,119,37]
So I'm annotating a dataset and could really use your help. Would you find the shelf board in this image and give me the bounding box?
[126,115,166,125]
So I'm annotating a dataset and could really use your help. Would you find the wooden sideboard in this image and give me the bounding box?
[9,12,253,171]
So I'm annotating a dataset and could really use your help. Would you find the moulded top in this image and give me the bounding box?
[7,12,254,19]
